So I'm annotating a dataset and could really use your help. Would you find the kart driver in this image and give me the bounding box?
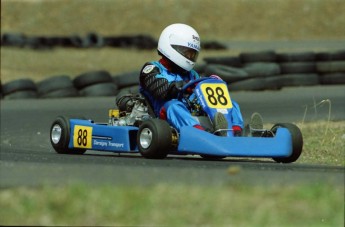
[139,23,244,136]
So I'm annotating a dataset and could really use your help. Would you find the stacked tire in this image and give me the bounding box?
[2,79,38,99]
[316,51,345,85]
[37,75,78,98]
[202,49,345,91]
[73,70,118,97]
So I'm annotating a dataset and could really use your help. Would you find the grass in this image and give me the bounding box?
[0,183,344,226]
[0,48,158,83]
[265,121,345,166]
[244,120,345,166]
[2,0,345,40]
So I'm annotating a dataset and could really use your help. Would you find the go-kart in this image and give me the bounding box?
[50,77,303,163]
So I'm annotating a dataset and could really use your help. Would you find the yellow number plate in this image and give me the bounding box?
[73,125,93,149]
[200,83,233,109]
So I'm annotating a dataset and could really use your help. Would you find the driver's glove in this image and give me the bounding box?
[167,81,185,99]
[209,74,223,80]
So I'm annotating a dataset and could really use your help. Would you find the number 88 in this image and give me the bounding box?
[205,87,228,106]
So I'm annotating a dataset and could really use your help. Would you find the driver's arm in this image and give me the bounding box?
[139,63,182,100]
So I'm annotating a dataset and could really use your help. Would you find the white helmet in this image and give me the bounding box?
[158,23,200,71]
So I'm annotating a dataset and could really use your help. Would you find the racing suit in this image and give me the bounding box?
[139,59,244,133]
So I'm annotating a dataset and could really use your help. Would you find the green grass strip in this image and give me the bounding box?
[0,183,343,226]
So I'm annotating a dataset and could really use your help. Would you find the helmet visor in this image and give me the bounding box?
[171,45,199,62]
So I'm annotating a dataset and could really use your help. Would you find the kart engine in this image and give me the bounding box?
[109,94,151,126]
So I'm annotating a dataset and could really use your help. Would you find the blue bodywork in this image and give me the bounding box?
[68,119,293,158]
[178,126,292,157]
[69,119,138,153]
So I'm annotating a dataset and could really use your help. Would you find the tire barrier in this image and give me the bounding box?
[1,32,227,50]
[37,75,76,98]
[112,71,140,89]
[200,49,345,92]
[1,49,344,100]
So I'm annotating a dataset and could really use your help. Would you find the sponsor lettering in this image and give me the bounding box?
[196,89,206,108]
[94,140,107,147]
[108,141,124,148]
[93,140,124,148]
[217,108,229,114]
[143,64,155,74]
[188,42,200,50]
[192,35,200,42]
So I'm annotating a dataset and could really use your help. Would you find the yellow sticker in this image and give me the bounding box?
[200,83,233,109]
[109,109,119,118]
[73,125,92,149]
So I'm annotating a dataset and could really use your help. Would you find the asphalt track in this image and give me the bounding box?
[1,85,344,188]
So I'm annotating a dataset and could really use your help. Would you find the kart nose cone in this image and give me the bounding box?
[139,128,153,149]
[51,124,62,144]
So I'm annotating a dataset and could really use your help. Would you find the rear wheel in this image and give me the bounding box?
[137,119,172,159]
[271,123,303,163]
[50,116,86,154]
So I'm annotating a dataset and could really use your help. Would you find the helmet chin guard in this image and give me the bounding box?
[158,23,200,71]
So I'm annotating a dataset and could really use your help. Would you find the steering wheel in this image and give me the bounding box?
[177,77,210,101]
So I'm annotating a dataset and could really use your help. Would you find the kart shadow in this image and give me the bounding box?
[83,151,274,164]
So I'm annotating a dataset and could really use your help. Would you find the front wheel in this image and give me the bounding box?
[50,116,86,155]
[271,123,303,163]
[137,119,173,159]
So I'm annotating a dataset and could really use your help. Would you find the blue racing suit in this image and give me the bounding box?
[139,60,244,132]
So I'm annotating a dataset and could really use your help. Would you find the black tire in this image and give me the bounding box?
[319,73,345,84]
[112,71,140,89]
[203,56,242,67]
[315,50,345,61]
[194,63,208,75]
[26,36,46,49]
[86,32,104,48]
[2,79,37,95]
[50,116,86,154]
[79,82,118,97]
[243,63,281,78]
[37,75,74,95]
[59,36,75,47]
[271,123,303,163]
[280,62,316,74]
[104,36,132,48]
[265,74,319,89]
[43,36,67,48]
[316,61,345,73]
[130,35,157,49]
[73,70,113,89]
[70,35,90,48]
[137,119,172,159]
[1,33,26,47]
[40,87,79,99]
[4,90,38,100]
[277,51,315,62]
[239,50,277,63]
[228,77,267,91]
[116,85,140,100]
[201,41,227,50]
[204,64,249,83]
